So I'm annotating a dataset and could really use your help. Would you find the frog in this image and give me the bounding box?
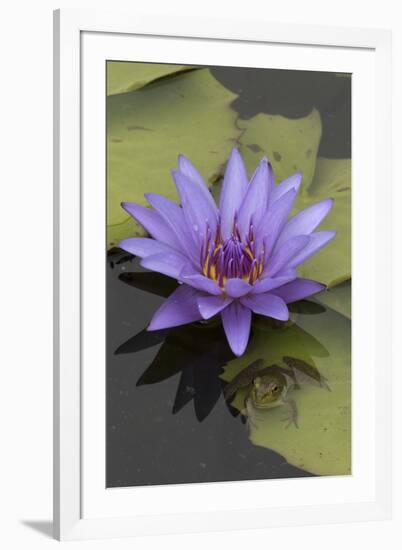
[223,357,330,429]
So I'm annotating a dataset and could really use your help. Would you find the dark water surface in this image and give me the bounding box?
[211,67,351,158]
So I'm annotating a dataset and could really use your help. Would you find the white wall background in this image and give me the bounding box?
[0,0,400,548]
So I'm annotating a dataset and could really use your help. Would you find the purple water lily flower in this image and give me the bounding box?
[120,149,335,356]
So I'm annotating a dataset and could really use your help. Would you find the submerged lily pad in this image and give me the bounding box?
[295,158,351,287]
[316,279,351,319]
[238,108,322,190]
[107,68,240,248]
[221,305,351,476]
[107,62,197,96]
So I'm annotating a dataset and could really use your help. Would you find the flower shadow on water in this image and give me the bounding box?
[115,319,233,422]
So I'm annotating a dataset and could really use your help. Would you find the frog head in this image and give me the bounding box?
[250,373,286,408]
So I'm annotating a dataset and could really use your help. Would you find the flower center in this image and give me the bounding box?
[201,221,264,288]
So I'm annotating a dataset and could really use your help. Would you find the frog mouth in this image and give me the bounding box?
[251,389,279,408]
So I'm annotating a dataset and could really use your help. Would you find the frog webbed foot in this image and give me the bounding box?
[280,398,299,429]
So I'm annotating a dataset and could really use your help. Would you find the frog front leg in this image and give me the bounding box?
[280,396,299,429]
[241,397,259,430]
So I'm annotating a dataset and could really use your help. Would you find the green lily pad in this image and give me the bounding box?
[238,108,322,190]
[316,280,351,319]
[107,62,197,95]
[107,68,241,248]
[221,306,351,476]
[295,158,351,287]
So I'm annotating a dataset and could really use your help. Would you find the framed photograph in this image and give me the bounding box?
[53,8,392,540]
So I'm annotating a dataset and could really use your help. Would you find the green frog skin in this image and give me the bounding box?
[243,371,298,429]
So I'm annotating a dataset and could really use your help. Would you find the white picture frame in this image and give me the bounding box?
[53,8,392,541]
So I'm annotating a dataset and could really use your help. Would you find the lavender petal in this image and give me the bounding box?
[270,278,326,303]
[219,148,249,240]
[221,301,252,357]
[251,270,297,294]
[256,188,298,258]
[121,202,181,251]
[144,193,199,265]
[141,252,189,280]
[177,155,218,213]
[172,169,218,243]
[225,278,252,298]
[147,285,203,331]
[241,293,289,321]
[287,230,336,268]
[119,237,173,258]
[271,173,302,204]
[197,295,232,319]
[180,267,222,295]
[265,235,310,277]
[237,158,272,238]
[275,198,334,250]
